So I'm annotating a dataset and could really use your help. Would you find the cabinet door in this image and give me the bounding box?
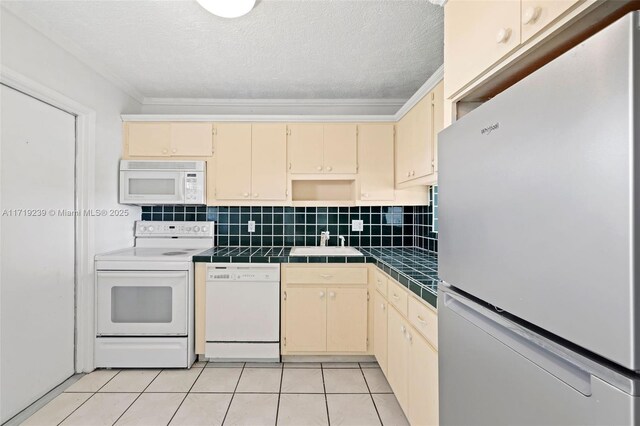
[326,287,368,352]
[444,0,521,98]
[170,122,213,156]
[214,123,252,200]
[521,0,581,43]
[373,291,388,374]
[284,287,327,352]
[395,113,413,185]
[387,306,410,413]
[358,124,395,201]
[126,122,171,156]
[323,124,357,174]
[251,123,287,200]
[288,124,324,173]
[409,334,439,426]
[411,97,434,180]
[431,81,445,174]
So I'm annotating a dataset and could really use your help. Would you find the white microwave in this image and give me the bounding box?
[119,160,206,205]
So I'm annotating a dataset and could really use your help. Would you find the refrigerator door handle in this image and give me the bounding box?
[443,291,593,396]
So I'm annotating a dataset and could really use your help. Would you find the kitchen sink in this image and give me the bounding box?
[289,247,363,257]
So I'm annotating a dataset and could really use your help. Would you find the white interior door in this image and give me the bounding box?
[1,85,76,422]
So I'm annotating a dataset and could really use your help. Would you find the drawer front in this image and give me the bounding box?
[387,279,408,317]
[408,297,438,350]
[374,269,388,297]
[286,267,368,285]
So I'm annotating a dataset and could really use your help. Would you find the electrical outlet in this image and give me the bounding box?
[248,221,256,233]
[351,219,364,232]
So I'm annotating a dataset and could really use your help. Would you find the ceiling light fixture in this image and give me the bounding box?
[196,0,256,18]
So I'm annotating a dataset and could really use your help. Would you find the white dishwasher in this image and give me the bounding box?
[205,264,280,362]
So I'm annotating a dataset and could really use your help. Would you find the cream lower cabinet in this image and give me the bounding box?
[373,267,439,425]
[283,287,327,352]
[373,291,388,374]
[282,266,370,354]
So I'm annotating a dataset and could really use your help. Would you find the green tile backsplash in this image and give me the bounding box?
[141,187,438,252]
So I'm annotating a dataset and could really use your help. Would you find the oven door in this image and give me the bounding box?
[97,271,188,336]
[119,170,185,205]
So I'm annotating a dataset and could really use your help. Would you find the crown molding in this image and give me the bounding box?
[142,97,406,108]
[120,113,398,123]
[1,4,145,104]
[394,64,444,120]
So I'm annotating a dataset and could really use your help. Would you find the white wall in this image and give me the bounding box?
[1,8,142,253]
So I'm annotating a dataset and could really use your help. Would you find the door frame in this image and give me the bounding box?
[1,65,96,373]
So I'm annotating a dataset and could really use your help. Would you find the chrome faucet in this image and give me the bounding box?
[338,235,346,247]
[320,231,330,247]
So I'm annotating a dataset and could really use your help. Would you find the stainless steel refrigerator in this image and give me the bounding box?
[438,12,640,425]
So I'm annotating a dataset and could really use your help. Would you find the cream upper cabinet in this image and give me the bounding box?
[396,112,413,185]
[214,123,252,200]
[288,124,357,174]
[373,291,388,375]
[358,124,395,201]
[323,124,357,174]
[125,122,213,157]
[251,123,287,200]
[326,287,368,352]
[432,80,445,174]
[170,122,214,156]
[521,1,581,42]
[410,97,434,180]
[126,122,171,156]
[283,287,327,352]
[409,333,439,426]
[387,305,411,413]
[288,124,324,173]
[444,0,521,98]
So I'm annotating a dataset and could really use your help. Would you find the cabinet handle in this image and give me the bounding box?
[523,6,541,25]
[243,193,249,198]
[320,274,333,279]
[381,303,385,310]
[417,315,427,324]
[496,27,512,44]
[362,193,369,198]
[319,291,325,298]
[401,325,406,334]
[171,148,177,153]
[329,291,336,298]
[317,166,323,171]
[406,171,411,177]
[162,149,168,154]
[411,170,416,176]
[392,293,399,300]
[326,166,333,172]
[253,193,259,198]
[407,332,413,343]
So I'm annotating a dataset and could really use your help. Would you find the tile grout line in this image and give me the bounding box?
[221,362,246,425]
[55,369,124,426]
[110,369,163,425]
[274,364,285,425]
[359,364,384,426]
[166,361,209,425]
[321,363,331,426]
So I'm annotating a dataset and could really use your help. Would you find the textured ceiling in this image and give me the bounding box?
[3,0,444,100]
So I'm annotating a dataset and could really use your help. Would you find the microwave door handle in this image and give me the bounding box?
[177,173,186,202]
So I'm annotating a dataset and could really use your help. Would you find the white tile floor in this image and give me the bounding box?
[21,362,409,426]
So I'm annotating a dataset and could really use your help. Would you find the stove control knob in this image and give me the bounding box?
[194,226,201,232]
[186,227,192,231]
[202,226,209,233]
[140,226,146,232]
[149,226,155,232]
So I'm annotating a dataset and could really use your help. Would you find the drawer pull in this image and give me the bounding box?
[417,315,427,324]
[392,293,399,299]
[319,291,325,298]
[523,6,541,25]
[320,274,333,279]
[496,27,512,44]
[381,303,385,310]
[329,291,336,298]
[400,325,406,334]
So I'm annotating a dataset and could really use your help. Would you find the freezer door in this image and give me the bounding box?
[439,287,638,426]
[438,12,639,370]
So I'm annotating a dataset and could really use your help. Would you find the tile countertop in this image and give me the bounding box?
[193,246,439,308]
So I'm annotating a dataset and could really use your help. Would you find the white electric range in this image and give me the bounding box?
[94,221,214,368]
